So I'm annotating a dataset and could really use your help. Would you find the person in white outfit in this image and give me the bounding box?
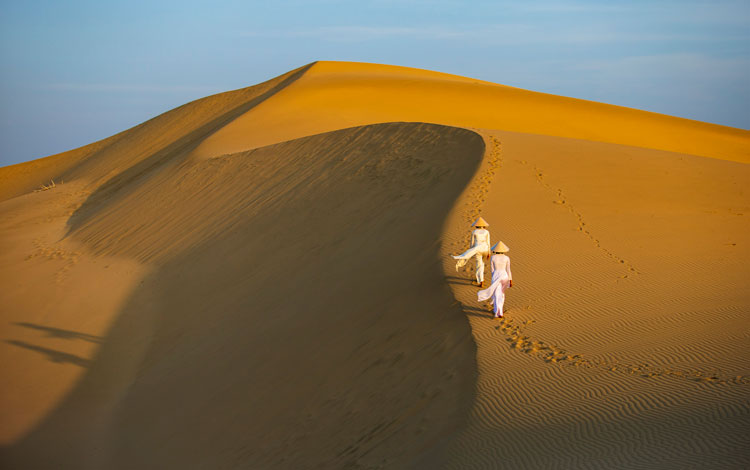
[477,241,513,318]
[452,217,491,287]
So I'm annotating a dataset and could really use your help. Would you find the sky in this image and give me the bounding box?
[1,0,748,167]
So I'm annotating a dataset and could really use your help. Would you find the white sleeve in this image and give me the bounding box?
[506,257,512,280]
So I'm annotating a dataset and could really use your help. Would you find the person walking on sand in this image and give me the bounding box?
[478,241,513,318]
[452,217,491,287]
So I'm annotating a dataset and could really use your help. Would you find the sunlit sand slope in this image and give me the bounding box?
[440,131,750,469]
[1,123,484,469]
[191,61,749,163]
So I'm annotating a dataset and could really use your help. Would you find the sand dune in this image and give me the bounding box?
[2,122,484,468]
[189,61,749,163]
[1,62,749,468]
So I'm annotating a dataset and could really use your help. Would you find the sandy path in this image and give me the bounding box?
[439,130,750,468]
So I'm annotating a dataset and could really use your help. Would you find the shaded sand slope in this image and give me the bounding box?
[2,123,484,468]
[440,131,750,468]
[0,64,313,202]
[191,61,750,163]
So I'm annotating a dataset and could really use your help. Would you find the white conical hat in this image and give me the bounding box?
[492,241,509,253]
[473,216,489,227]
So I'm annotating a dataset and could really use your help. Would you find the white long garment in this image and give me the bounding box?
[453,228,491,283]
[477,254,512,317]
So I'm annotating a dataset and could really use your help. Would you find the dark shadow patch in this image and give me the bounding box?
[13,322,103,344]
[5,340,91,367]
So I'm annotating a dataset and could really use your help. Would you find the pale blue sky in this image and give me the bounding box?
[1,0,748,167]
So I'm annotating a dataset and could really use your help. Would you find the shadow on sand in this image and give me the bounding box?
[4,322,103,367]
[461,306,496,319]
[13,322,103,344]
[4,340,91,367]
[444,275,476,286]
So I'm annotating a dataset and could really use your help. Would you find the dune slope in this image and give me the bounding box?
[1,123,484,468]
[440,131,750,468]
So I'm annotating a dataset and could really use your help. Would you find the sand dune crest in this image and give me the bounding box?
[190,61,749,163]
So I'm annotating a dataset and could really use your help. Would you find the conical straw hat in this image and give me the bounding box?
[473,216,489,227]
[492,241,509,253]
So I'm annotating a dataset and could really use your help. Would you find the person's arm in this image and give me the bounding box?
[471,231,476,247]
[506,257,513,287]
[487,232,491,259]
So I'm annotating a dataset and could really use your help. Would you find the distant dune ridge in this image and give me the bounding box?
[1,62,748,469]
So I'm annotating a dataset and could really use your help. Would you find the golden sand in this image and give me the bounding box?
[1,62,748,468]
[190,61,749,163]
